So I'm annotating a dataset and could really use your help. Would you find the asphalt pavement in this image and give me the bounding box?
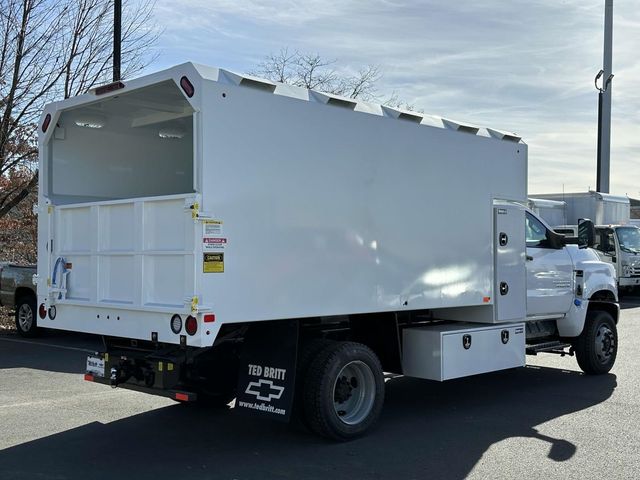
[1,298,639,480]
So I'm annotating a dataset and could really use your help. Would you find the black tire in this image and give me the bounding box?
[15,295,39,338]
[292,338,333,426]
[575,310,617,375]
[303,341,384,441]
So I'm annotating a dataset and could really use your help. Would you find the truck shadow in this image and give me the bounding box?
[0,331,102,374]
[619,293,640,310]
[0,365,616,480]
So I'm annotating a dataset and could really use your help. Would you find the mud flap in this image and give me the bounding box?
[235,320,298,422]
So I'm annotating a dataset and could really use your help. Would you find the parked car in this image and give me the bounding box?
[0,262,38,336]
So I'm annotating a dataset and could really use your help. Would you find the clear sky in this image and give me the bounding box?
[147,0,638,196]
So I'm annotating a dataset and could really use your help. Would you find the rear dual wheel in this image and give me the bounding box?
[301,341,384,441]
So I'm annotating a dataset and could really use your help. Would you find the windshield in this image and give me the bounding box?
[615,227,640,253]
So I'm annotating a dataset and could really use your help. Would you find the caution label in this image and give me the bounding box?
[203,253,224,273]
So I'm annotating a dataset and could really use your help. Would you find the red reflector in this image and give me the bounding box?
[203,314,215,323]
[84,374,94,382]
[175,392,189,402]
[185,315,197,336]
[42,113,51,133]
[38,304,47,319]
[180,76,194,98]
[94,81,125,95]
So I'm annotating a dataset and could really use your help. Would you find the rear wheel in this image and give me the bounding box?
[303,341,384,441]
[575,310,617,375]
[15,295,38,337]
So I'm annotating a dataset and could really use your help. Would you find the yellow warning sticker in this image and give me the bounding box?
[204,252,224,273]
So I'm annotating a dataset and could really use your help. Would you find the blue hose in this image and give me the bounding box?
[52,256,67,300]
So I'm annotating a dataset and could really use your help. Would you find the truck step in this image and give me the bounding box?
[526,341,573,356]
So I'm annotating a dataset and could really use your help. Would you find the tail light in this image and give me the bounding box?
[170,314,182,334]
[48,306,57,320]
[38,304,47,319]
[185,315,197,336]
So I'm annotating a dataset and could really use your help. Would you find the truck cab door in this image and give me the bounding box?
[593,227,618,274]
[525,212,574,318]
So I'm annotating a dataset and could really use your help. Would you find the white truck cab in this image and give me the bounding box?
[593,225,640,290]
[526,212,617,332]
[553,223,640,292]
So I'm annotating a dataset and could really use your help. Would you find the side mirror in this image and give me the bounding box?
[578,218,595,249]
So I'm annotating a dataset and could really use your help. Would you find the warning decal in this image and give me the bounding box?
[203,237,227,250]
[202,219,226,252]
[203,220,223,236]
[203,253,224,273]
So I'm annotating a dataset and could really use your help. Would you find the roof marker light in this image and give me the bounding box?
[180,76,194,98]
[42,114,51,133]
[94,81,125,95]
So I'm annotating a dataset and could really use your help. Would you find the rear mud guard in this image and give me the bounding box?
[235,320,299,422]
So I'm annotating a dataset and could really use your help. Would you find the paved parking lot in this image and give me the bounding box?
[1,298,639,480]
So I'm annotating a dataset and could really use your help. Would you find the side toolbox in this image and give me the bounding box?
[402,323,525,381]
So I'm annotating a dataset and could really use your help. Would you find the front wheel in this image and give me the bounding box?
[303,341,385,441]
[574,310,617,375]
[15,295,39,338]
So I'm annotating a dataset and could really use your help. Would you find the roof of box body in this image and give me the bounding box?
[42,62,524,144]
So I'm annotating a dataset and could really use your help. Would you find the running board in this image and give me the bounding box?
[526,341,574,356]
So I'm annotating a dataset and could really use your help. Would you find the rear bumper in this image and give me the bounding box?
[84,372,198,402]
[84,351,198,402]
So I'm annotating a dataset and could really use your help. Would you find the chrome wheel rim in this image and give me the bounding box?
[18,304,33,332]
[595,324,615,365]
[333,360,376,425]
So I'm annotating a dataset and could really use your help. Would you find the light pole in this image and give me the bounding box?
[595,0,613,193]
[113,0,121,82]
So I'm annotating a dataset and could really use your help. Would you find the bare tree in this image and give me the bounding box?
[250,48,419,113]
[250,48,381,101]
[0,0,159,220]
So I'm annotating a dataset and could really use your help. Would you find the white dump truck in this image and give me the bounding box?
[533,191,640,291]
[36,63,619,440]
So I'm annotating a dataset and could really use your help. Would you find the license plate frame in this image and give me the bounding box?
[86,355,105,377]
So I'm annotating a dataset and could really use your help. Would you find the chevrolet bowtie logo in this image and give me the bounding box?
[245,379,285,402]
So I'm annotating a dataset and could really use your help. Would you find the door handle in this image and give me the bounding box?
[526,255,533,261]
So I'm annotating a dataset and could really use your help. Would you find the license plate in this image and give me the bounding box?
[86,356,105,377]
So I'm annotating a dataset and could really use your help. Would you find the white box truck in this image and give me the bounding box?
[36,63,619,440]
[528,198,567,227]
[533,192,640,291]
